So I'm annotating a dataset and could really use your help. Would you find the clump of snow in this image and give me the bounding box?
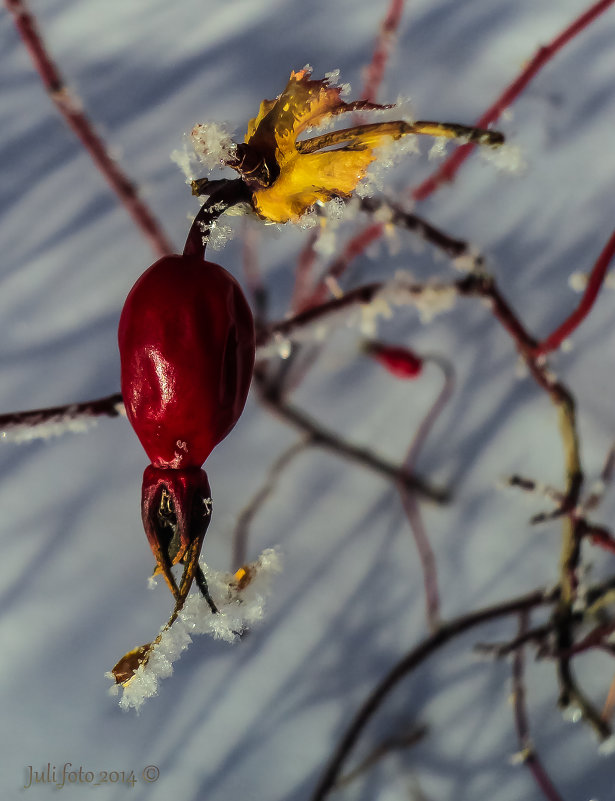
[561,703,583,724]
[256,272,459,360]
[170,140,196,183]
[452,246,484,273]
[207,220,235,251]
[428,138,448,161]
[323,68,350,97]
[569,271,588,292]
[2,415,98,443]
[0,400,125,444]
[378,271,458,323]
[108,549,282,712]
[479,142,526,174]
[322,196,347,223]
[190,122,237,171]
[298,210,319,230]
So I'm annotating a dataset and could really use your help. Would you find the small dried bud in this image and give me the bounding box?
[111,644,151,685]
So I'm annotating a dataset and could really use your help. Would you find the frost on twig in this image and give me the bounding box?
[107,548,282,712]
[257,272,458,359]
[0,393,125,444]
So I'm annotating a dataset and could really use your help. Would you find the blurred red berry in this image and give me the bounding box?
[364,341,423,379]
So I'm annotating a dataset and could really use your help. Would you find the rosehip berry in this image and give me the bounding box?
[119,255,254,469]
[364,341,423,379]
[118,254,255,599]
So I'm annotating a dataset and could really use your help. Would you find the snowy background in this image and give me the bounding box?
[2,1,615,799]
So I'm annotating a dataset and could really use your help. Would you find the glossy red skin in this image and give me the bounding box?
[119,255,255,468]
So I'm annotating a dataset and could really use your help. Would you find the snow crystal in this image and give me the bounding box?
[313,227,339,259]
[322,197,347,222]
[561,704,582,724]
[377,272,458,323]
[568,271,588,292]
[428,138,448,161]
[324,69,340,85]
[191,122,237,171]
[452,246,483,273]
[560,338,573,352]
[298,210,319,230]
[110,549,282,712]
[207,221,235,251]
[598,735,615,756]
[479,142,526,174]
[170,141,195,183]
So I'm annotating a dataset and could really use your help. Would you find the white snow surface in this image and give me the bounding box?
[2,1,615,800]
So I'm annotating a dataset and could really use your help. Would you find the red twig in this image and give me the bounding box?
[412,0,615,202]
[361,0,405,103]
[587,524,615,556]
[512,612,567,801]
[290,229,321,314]
[532,227,615,356]
[5,0,174,257]
[304,0,615,291]
[397,358,455,630]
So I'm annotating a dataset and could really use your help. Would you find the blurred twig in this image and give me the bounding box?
[412,0,615,201]
[5,0,174,257]
[511,611,567,801]
[311,586,557,801]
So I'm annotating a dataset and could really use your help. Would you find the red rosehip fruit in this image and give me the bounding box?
[119,255,255,469]
[118,254,255,598]
[364,341,423,379]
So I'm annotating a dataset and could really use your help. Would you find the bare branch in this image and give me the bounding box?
[5,0,174,257]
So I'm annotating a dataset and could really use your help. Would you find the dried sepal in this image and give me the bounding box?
[213,67,504,224]
[111,644,151,685]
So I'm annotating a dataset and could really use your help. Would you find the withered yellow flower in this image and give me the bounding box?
[224,68,504,224]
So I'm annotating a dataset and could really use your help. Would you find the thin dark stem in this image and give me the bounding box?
[5,0,174,257]
[335,725,427,789]
[511,611,567,801]
[397,357,455,630]
[0,392,123,442]
[255,377,448,505]
[232,440,309,570]
[358,198,483,266]
[311,587,556,801]
[183,179,250,259]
